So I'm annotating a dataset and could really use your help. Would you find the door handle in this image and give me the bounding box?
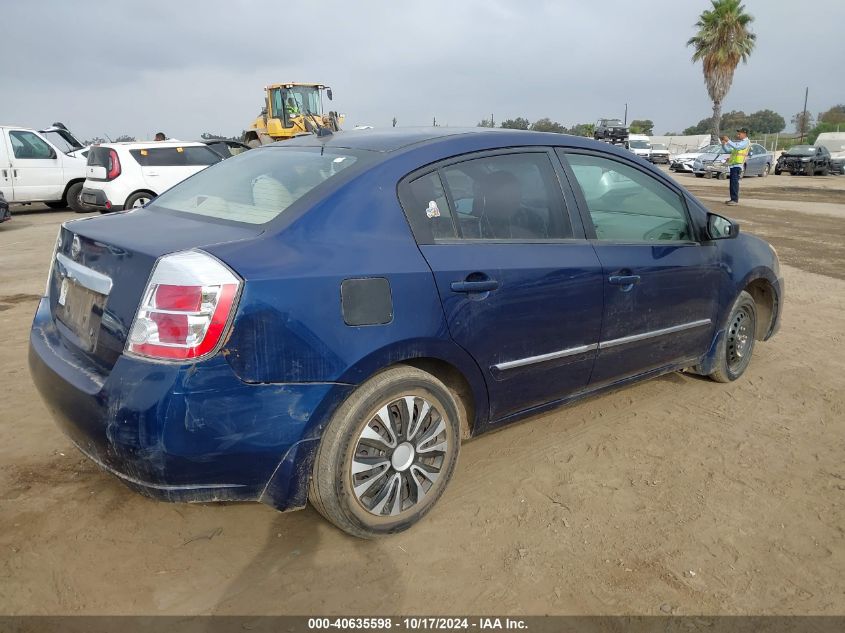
[13,169,18,178]
[1,169,7,179]
[608,275,641,286]
[450,279,499,293]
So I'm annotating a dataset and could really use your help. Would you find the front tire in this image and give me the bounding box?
[760,163,770,177]
[708,290,757,383]
[309,365,461,538]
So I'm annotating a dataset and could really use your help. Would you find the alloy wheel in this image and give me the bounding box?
[351,395,450,517]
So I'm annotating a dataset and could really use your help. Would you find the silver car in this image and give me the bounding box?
[670,144,721,173]
[693,143,773,179]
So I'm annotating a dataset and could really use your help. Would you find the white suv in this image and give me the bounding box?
[81,141,222,212]
[0,125,88,211]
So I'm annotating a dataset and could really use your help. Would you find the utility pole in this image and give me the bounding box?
[433,116,437,127]
[800,87,809,143]
[624,103,628,125]
[491,113,494,128]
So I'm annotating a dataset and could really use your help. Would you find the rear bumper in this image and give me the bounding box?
[81,187,124,212]
[28,297,350,509]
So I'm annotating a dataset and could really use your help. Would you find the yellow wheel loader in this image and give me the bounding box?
[243,83,343,147]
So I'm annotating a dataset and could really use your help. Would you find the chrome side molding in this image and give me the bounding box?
[493,343,598,371]
[493,319,712,372]
[598,319,711,350]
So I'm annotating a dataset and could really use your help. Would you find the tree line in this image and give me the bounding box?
[476,117,655,137]
[675,104,844,143]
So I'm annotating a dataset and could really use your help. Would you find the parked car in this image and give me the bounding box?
[670,144,721,173]
[0,125,88,211]
[30,128,783,538]
[814,133,845,175]
[694,143,772,178]
[199,138,251,159]
[627,134,651,160]
[0,190,10,224]
[594,118,629,143]
[649,143,670,164]
[775,145,831,176]
[80,141,223,212]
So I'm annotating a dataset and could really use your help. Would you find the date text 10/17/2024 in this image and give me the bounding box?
[307,617,528,630]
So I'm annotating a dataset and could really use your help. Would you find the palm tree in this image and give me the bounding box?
[687,0,756,142]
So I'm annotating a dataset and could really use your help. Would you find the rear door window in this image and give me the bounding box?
[441,153,572,241]
[129,146,222,167]
[399,151,573,243]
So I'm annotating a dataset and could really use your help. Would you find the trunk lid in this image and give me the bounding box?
[49,209,261,370]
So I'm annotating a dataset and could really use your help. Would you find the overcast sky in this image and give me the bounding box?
[3,0,842,141]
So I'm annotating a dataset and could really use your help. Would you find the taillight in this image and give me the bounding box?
[127,250,241,361]
[106,149,121,180]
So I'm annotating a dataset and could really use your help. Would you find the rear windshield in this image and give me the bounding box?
[87,146,111,167]
[130,146,222,167]
[148,147,364,225]
[629,140,650,149]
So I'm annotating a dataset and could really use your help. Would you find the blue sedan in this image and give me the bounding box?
[29,128,783,538]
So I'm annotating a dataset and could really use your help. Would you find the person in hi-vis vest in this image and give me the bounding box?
[720,127,750,206]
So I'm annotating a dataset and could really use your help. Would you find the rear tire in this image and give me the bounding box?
[694,173,705,178]
[124,191,154,210]
[708,290,757,383]
[309,365,461,539]
[774,167,782,175]
[760,163,770,177]
[821,166,829,176]
[66,182,88,213]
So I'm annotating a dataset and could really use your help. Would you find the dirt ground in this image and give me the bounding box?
[1,170,844,616]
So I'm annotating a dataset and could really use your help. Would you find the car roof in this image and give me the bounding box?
[92,140,207,149]
[276,127,593,153]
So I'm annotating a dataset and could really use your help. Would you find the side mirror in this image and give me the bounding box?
[707,213,739,240]
[326,88,333,101]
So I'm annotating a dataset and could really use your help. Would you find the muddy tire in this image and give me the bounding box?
[309,365,461,539]
[708,290,757,383]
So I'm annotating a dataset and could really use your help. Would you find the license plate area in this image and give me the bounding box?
[56,278,106,352]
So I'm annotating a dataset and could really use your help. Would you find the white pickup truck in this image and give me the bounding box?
[0,125,88,212]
